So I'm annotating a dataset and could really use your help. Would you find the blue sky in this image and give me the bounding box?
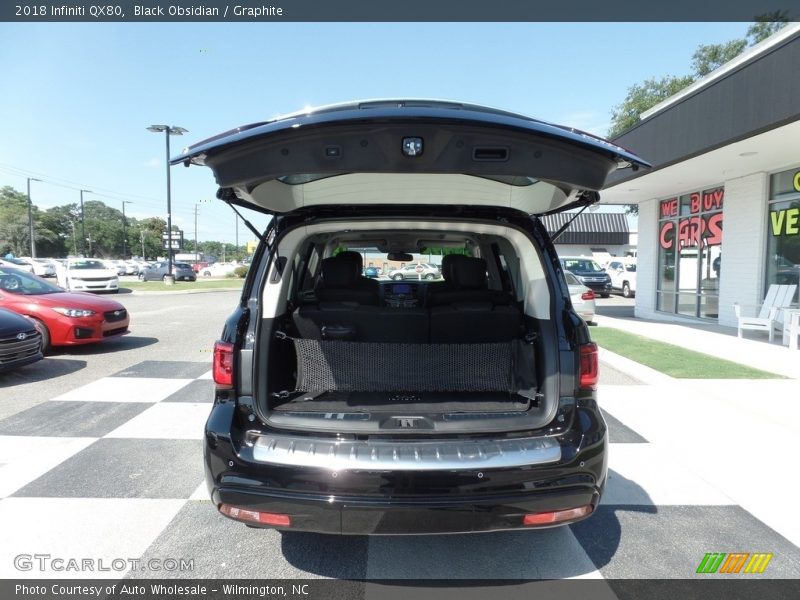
[0,22,749,244]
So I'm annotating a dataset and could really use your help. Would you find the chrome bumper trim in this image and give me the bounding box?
[251,434,561,471]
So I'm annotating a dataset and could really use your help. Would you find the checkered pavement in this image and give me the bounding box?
[0,362,798,581]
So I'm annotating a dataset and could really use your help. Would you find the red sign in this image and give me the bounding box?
[659,188,724,250]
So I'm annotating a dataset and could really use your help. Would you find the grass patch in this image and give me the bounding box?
[590,327,784,379]
[121,279,245,292]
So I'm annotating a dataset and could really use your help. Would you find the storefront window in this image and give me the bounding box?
[766,168,800,303]
[657,186,724,319]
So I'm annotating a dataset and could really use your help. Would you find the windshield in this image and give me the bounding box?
[563,259,603,272]
[0,268,62,295]
[69,260,107,270]
[625,264,637,272]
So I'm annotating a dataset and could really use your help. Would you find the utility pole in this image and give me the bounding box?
[26,177,41,258]
[140,230,145,259]
[194,204,199,262]
[79,189,92,256]
[121,201,132,259]
[235,215,239,260]
[147,124,187,279]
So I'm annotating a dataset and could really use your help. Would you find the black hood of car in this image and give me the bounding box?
[0,308,37,337]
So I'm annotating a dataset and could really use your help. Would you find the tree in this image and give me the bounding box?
[608,19,788,137]
[0,186,61,256]
[608,75,695,137]
[747,14,789,44]
[691,39,747,77]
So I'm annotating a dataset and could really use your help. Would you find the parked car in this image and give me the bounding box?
[560,257,612,298]
[139,261,197,282]
[199,262,236,278]
[0,307,43,372]
[0,258,34,273]
[364,266,380,278]
[175,99,649,535]
[387,263,441,280]
[17,257,56,278]
[56,259,119,293]
[0,267,129,352]
[565,271,596,324]
[605,259,637,298]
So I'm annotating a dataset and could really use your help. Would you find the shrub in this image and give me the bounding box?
[234,265,249,278]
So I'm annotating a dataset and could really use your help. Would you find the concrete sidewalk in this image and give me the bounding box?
[594,310,800,379]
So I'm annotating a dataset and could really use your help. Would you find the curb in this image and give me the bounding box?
[597,347,675,386]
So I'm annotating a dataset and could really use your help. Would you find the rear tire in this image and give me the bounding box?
[601,293,610,298]
[622,282,633,298]
[392,274,403,281]
[424,273,435,280]
[138,273,145,281]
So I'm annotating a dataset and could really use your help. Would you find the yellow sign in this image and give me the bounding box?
[793,170,800,193]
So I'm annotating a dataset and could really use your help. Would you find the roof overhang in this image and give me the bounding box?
[602,118,800,204]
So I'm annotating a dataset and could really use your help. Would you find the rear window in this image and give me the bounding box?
[563,259,603,272]
[69,260,106,270]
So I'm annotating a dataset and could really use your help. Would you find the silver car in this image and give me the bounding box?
[565,271,596,324]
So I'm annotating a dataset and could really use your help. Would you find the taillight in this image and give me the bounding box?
[579,342,599,390]
[523,505,593,526]
[581,289,595,301]
[219,504,291,527]
[213,341,234,388]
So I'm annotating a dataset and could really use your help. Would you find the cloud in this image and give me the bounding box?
[146,157,161,168]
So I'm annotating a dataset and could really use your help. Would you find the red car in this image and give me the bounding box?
[0,267,130,352]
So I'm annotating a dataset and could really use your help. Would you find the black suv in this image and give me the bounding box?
[176,100,649,535]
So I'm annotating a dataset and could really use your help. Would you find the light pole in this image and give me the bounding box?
[121,201,132,259]
[79,189,92,256]
[26,177,41,258]
[147,124,187,278]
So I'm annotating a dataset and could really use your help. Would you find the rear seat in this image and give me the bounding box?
[293,254,521,344]
[294,304,428,342]
[429,256,522,343]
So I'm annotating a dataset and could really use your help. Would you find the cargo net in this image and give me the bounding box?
[293,339,525,393]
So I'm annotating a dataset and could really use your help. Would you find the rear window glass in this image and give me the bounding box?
[69,260,106,270]
[563,259,603,272]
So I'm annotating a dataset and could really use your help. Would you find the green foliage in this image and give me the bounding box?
[233,265,249,278]
[608,20,789,138]
[608,75,694,137]
[691,39,747,77]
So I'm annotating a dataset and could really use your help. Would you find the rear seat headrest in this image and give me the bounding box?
[335,251,364,271]
[321,256,357,288]
[440,254,458,283]
[450,256,488,290]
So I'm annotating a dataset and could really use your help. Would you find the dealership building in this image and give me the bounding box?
[601,23,800,328]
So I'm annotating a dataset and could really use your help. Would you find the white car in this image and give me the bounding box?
[565,271,596,324]
[605,259,637,298]
[57,259,119,293]
[17,257,56,278]
[0,257,35,273]
[199,262,236,277]
[387,263,441,281]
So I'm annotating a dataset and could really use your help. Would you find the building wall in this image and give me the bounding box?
[716,172,769,327]
[635,172,770,327]
[553,244,637,259]
[634,199,658,319]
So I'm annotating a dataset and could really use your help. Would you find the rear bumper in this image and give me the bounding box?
[204,398,608,535]
[212,486,600,535]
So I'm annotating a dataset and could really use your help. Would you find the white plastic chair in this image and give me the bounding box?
[734,284,797,343]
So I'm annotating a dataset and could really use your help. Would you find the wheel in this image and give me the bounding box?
[0,275,22,291]
[138,273,145,281]
[392,274,403,281]
[622,282,632,298]
[424,273,435,280]
[162,274,169,281]
[31,317,51,354]
[601,293,610,298]
[202,270,211,277]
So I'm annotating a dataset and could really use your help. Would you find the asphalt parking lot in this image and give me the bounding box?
[1,291,798,584]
